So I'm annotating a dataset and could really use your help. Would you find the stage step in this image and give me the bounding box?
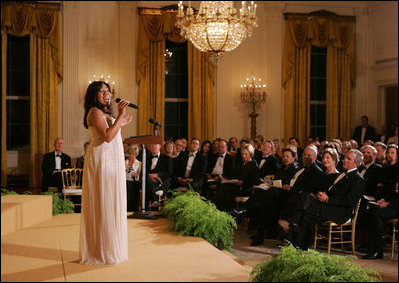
[1,195,52,236]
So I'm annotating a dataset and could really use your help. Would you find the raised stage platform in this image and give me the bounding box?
[1,196,252,282]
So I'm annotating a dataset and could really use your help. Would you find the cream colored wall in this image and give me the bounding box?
[61,1,139,158]
[60,1,398,158]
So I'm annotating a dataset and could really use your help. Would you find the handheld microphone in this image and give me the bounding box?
[115,98,139,109]
[149,118,162,127]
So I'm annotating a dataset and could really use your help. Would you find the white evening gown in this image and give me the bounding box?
[80,117,128,265]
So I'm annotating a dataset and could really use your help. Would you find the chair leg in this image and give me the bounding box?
[328,225,332,255]
[313,223,318,250]
[351,226,356,257]
[340,226,345,252]
[392,223,396,259]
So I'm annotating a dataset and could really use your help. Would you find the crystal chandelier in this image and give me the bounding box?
[176,1,257,60]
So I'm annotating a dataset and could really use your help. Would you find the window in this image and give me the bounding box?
[310,46,327,140]
[164,39,188,140]
[6,35,30,187]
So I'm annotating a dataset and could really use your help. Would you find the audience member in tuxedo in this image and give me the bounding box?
[356,145,383,249]
[76,141,90,169]
[42,137,72,193]
[256,140,281,179]
[173,138,207,193]
[248,146,300,245]
[164,140,178,158]
[145,143,173,208]
[174,139,185,157]
[289,137,303,165]
[125,144,142,212]
[374,142,387,167]
[254,137,263,151]
[248,138,263,161]
[279,149,365,250]
[204,139,236,200]
[362,144,398,259]
[278,145,324,220]
[209,138,221,159]
[212,144,258,212]
[353,115,377,146]
[181,137,188,153]
[200,140,212,157]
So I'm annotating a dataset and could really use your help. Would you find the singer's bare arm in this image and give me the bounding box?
[87,100,132,143]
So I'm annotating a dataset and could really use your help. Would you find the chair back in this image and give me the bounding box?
[61,168,83,190]
[350,198,362,227]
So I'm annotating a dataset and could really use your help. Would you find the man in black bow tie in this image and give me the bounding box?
[145,143,173,208]
[203,139,236,199]
[173,138,207,192]
[279,149,365,250]
[42,137,72,193]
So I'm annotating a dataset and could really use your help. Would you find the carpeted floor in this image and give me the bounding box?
[230,224,398,282]
[1,213,251,282]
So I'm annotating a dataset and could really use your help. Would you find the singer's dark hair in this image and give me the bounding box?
[83,81,115,129]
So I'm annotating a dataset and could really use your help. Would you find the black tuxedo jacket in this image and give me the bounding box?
[274,162,300,185]
[42,152,72,189]
[174,151,207,184]
[207,152,236,179]
[358,162,383,197]
[291,163,324,194]
[353,125,377,145]
[146,153,173,182]
[256,155,281,178]
[320,169,365,224]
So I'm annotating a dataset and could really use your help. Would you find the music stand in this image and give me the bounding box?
[125,135,163,220]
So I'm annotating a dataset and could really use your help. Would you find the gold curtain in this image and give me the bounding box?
[137,9,215,141]
[282,11,356,145]
[1,33,6,187]
[188,44,215,142]
[1,3,62,188]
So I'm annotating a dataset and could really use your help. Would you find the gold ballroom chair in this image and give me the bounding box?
[61,168,83,208]
[388,218,398,259]
[313,198,362,256]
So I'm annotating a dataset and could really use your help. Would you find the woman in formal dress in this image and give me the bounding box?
[213,144,259,212]
[80,81,132,265]
[125,144,142,212]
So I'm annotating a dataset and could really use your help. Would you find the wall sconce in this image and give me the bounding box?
[240,76,267,138]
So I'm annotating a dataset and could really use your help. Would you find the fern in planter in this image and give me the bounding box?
[250,244,381,282]
[162,188,237,251]
[42,192,75,215]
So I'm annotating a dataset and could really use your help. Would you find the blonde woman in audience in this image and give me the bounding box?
[164,140,178,158]
[125,144,142,212]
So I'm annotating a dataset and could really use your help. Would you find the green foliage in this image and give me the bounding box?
[250,244,381,282]
[1,189,74,215]
[42,192,75,215]
[162,188,237,251]
[1,189,19,196]
[1,188,32,196]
